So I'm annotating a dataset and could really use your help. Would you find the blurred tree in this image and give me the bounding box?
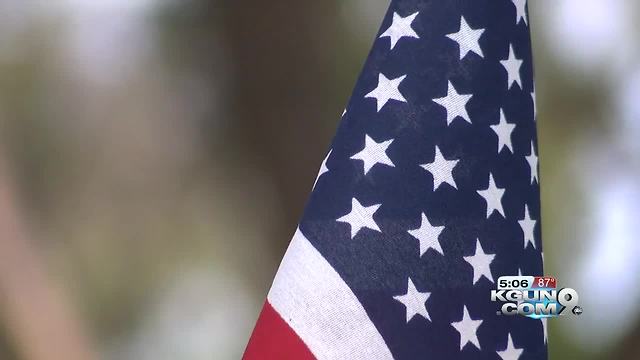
[154,0,368,266]
[220,0,344,238]
[0,156,96,360]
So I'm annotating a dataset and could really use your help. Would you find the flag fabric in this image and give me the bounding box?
[243,0,545,359]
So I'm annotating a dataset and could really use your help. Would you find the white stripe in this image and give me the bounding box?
[268,229,394,360]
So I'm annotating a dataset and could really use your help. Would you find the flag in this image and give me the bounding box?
[243,0,545,359]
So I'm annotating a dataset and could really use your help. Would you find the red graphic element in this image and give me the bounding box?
[532,276,556,289]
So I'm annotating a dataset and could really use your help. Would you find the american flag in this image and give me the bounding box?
[244,0,546,359]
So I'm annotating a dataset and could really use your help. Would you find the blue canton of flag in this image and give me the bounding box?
[244,0,545,359]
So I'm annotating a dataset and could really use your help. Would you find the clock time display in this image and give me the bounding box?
[497,276,557,290]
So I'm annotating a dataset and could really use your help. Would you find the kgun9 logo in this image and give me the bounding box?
[491,276,582,318]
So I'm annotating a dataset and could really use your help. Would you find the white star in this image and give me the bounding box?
[512,0,528,25]
[446,16,485,59]
[477,173,506,218]
[313,149,332,189]
[336,198,381,239]
[519,204,536,249]
[365,73,408,112]
[350,135,395,175]
[497,333,524,360]
[500,44,523,89]
[490,109,516,153]
[433,81,473,125]
[420,146,459,190]
[380,12,420,50]
[408,213,445,256]
[531,89,537,120]
[451,305,483,350]
[541,318,548,343]
[526,141,538,184]
[393,278,431,322]
[464,239,496,284]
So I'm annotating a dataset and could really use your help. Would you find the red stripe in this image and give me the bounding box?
[243,301,316,360]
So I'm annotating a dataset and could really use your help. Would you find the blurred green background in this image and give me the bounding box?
[0,1,639,359]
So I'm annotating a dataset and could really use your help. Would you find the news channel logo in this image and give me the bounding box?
[490,276,582,319]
